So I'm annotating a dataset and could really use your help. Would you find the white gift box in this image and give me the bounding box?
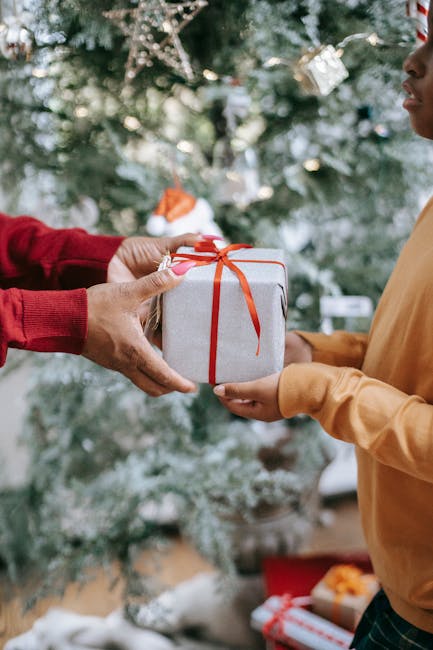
[251,595,354,650]
[293,45,349,97]
[162,244,287,384]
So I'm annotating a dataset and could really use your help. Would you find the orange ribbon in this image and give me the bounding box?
[323,564,369,628]
[172,240,285,384]
[324,564,368,596]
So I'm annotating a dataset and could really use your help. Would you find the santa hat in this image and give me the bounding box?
[147,185,222,238]
[153,187,197,223]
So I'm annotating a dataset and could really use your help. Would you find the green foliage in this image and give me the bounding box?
[0,0,432,603]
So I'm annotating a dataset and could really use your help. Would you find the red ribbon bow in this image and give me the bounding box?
[172,240,283,384]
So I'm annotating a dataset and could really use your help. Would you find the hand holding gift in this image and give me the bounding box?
[214,330,314,421]
[84,265,198,397]
[213,372,282,422]
[84,231,202,396]
[107,232,201,283]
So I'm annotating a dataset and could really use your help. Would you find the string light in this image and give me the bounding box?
[74,106,89,118]
[203,68,218,80]
[265,30,407,72]
[303,158,321,172]
[265,29,409,97]
[258,185,274,199]
[264,56,287,68]
[32,68,48,78]
[177,140,194,153]
[123,115,141,131]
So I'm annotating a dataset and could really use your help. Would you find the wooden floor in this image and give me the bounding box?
[0,494,366,643]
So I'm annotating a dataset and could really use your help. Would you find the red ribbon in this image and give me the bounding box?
[262,594,351,649]
[263,593,294,640]
[172,241,285,384]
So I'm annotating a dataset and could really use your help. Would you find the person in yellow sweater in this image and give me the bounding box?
[214,12,433,650]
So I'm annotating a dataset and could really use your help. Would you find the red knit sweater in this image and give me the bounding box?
[0,212,123,366]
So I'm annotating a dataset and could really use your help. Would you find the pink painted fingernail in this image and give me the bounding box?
[172,260,196,276]
[201,234,225,241]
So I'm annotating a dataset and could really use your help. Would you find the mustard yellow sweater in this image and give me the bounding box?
[278,196,433,633]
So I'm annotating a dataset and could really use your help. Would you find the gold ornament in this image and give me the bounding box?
[103,0,208,82]
[293,44,349,97]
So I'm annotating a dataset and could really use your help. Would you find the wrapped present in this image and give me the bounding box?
[162,241,288,383]
[251,594,354,650]
[311,564,379,631]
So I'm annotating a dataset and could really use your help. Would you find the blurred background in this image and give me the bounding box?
[0,0,432,640]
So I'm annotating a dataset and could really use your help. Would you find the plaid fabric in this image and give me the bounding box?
[351,589,433,649]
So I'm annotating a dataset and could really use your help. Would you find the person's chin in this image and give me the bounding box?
[410,116,433,140]
[417,127,433,140]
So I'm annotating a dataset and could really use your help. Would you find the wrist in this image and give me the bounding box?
[278,362,343,419]
[297,334,313,362]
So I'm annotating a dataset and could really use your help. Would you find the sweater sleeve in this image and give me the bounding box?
[0,212,123,290]
[0,287,88,365]
[0,212,124,367]
[277,362,433,484]
[294,330,369,368]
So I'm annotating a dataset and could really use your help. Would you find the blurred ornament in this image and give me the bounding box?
[213,143,261,207]
[212,80,263,207]
[147,185,223,237]
[293,44,348,96]
[103,0,207,83]
[0,10,33,61]
[407,0,430,45]
[223,79,252,133]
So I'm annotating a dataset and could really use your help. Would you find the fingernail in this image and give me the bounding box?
[172,260,196,276]
[201,234,225,241]
[213,385,225,396]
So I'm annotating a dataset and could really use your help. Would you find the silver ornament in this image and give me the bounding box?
[293,44,349,97]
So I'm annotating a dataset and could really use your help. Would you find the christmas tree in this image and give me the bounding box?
[0,0,431,609]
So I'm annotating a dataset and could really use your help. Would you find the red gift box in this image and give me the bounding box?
[263,552,373,598]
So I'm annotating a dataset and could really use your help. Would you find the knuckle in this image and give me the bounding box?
[118,282,131,299]
[149,271,169,292]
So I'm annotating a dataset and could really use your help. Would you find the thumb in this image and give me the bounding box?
[213,381,255,400]
[129,268,183,303]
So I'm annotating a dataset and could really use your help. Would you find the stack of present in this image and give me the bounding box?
[162,240,288,383]
[251,553,380,649]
